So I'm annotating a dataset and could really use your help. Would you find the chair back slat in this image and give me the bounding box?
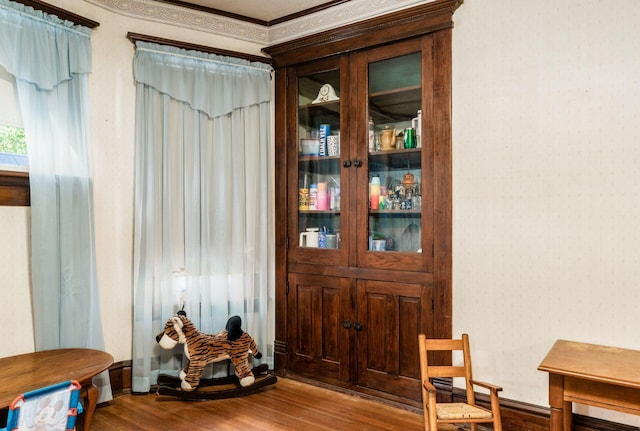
[423,338,464,351]
[426,365,467,378]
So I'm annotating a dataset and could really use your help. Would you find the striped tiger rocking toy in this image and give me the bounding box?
[155,311,277,400]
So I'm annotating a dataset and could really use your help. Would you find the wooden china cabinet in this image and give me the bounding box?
[264,0,460,406]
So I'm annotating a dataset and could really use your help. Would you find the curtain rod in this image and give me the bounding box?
[127,32,273,66]
[0,1,91,37]
[136,46,272,73]
[12,0,99,28]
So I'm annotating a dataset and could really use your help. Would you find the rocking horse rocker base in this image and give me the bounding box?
[156,363,277,401]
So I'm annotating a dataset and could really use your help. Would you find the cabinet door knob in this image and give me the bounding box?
[353,159,363,168]
[353,322,363,331]
[343,320,352,329]
[343,160,352,168]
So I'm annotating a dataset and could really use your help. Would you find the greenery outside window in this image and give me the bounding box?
[0,125,30,206]
[1,60,30,206]
[1,125,28,166]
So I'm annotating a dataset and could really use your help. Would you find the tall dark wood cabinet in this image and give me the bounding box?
[264,0,460,407]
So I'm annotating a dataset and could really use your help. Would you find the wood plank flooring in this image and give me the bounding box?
[86,378,427,431]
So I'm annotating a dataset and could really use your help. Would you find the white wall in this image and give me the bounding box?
[453,0,640,426]
[0,207,33,356]
[3,0,640,426]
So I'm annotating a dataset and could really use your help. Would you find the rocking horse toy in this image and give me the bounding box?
[155,310,276,400]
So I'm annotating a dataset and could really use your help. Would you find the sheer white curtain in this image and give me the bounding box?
[0,0,111,401]
[132,42,274,392]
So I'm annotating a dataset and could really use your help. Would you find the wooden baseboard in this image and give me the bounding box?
[108,360,132,396]
[106,361,639,430]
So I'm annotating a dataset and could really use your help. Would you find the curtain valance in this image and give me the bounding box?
[0,0,91,90]
[134,41,272,119]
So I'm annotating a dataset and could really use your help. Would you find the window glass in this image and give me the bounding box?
[0,65,28,171]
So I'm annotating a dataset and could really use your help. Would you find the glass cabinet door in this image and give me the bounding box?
[293,60,347,264]
[359,40,430,271]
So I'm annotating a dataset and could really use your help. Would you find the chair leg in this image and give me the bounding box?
[428,411,437,431]
[491,392,502,431]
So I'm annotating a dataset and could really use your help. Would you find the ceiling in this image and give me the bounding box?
[162,0,344,24]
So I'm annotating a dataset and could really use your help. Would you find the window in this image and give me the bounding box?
[0,125,28,166]
[0,64,29,206]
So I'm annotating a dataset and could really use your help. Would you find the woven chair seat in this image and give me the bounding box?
[436,403,493,420]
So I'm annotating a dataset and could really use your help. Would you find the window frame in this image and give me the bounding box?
[0,170,30,206]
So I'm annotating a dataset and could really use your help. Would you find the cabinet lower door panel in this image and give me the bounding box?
[356,280,432,401]
[288,274,352,383]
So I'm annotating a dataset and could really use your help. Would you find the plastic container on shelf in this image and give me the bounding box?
[300,139,320,156]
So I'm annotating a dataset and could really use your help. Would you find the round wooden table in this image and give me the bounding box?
[0,348,113,431]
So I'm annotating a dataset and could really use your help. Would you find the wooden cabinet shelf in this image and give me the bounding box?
[369,148,421,170]
[299,210,340,214]
[369,209,421,215]
[298,100,340,111]
[298,101,340,128]
[369,84,422,122]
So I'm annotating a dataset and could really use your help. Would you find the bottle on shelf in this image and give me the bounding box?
[416,109,422,148]
[318,226,326,248]
[368,117,375,152]
[309,183,318,210]
[370,174,380,210]
[332,185,340,210]
[317,182,328,210]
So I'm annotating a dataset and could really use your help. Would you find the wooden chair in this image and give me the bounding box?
[418,334,502,431]
[1,380,83,431]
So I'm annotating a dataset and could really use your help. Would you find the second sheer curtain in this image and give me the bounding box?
[131,42,274,392]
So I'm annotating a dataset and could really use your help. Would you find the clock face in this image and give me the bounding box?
[312,83,338,104]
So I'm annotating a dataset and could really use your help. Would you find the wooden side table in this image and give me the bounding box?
[538,339,640,431]
[0,348,113,431]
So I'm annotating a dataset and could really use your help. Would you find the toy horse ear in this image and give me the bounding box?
[226,315,243,341]
[177,301,187,317]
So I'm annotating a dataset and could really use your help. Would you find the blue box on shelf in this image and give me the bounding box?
[319,124,330,156]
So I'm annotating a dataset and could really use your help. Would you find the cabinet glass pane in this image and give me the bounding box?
[367,53,422,253]
[297,69,341,250]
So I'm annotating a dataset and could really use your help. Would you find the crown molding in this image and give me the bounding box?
[85,0,268,43]
[85,0,439,46]
[268,0,440,45]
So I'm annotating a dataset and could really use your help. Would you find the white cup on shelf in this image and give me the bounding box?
[372,239,386,251]
[299,228,319,247]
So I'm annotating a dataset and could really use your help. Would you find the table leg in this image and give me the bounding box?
[550,406,563,431]
[548,373,564,431]
[83,383,99,431]
[562,401,572,431]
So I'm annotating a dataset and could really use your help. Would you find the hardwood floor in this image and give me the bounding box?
[87,378,426,430]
